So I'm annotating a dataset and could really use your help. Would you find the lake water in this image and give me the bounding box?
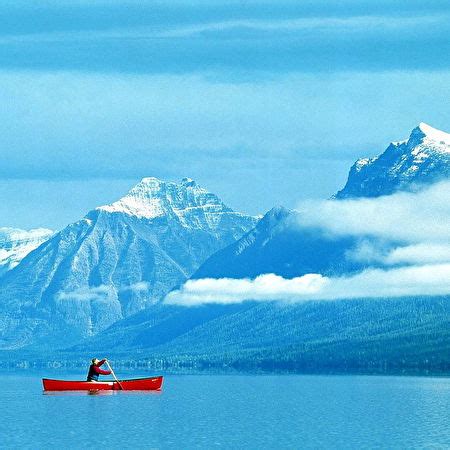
[1,372,449,449]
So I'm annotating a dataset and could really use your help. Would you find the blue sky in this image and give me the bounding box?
[1,0,450,229]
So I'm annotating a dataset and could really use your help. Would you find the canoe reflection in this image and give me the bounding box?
[43,389,162,396]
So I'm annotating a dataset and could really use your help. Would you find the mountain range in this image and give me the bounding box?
[1,122,449,372]
[0,178,256,349]
[73,122,449,371]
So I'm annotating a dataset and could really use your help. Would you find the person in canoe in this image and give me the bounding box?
[86,358,111,382]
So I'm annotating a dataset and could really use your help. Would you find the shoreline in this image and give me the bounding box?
[1,359,449,379]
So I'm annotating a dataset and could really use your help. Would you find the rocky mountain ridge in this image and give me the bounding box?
[0,178,257,349]
[335,122,450,198]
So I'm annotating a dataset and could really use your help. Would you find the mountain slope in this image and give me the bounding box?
[0,228,53,276]
[74,296,450,373]
[0,178,257,349]
[192,206,365,280]
[77,123,450,369]
[335,122,450,199]
[193,123,450,281]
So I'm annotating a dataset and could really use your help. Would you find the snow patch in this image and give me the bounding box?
[0,227,53,272]
[417,122,450,145]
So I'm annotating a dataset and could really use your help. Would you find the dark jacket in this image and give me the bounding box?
[87,359,111,381]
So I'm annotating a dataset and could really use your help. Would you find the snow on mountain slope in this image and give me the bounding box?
[0,228,53,275]
[335,123,450,199]
[69,123,450,360]
[0,178,257,349]
[98,177,245,230]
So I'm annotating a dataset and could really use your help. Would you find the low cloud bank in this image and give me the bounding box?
[298,181,450,244]
[165,264,450,306]
[345,241,450,266]
[56,282,150,302]
[383,243,450,265]
[166,182,450,306]
[299,181,450,267]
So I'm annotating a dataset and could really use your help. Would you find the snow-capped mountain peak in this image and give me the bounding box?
[409,122,450,149]
[98,177,167,219]
[0,178,257,349]
[97,177,232,223]
[335,123,450,198]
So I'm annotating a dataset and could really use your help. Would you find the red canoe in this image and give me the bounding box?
[42,376,163,391]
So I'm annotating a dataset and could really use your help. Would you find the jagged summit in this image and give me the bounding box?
[409,122,450,147]
[335,123,450,199]
[98,177,236,226]
[0,178,257,349]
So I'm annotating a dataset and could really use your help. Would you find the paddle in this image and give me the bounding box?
[105,359,124,390]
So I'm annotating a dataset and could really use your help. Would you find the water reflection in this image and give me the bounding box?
[3,374,450,449]
[43,389,162,396]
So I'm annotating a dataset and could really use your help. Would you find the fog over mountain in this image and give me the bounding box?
[69,123,450,373]
[192,123,450,283]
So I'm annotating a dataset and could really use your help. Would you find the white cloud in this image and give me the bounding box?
[56,282,150,303]
[298,181,450,267]
[165,264,450,306]
[298,181,450,244]
[0,14,444,43]
[56,285,115,302]
[155,15,445,38]
[120,281,150,293]
[345,240,450,266]
[166,181,450,306]
[384,243,450,265]
[165,273,326,305]
[344,239,390,264]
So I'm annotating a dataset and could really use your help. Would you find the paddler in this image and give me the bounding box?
[86,358,112,382]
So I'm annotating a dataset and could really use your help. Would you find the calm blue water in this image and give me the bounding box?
[1,372,449,449]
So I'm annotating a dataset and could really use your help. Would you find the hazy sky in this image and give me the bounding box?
[1,0,450,229]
